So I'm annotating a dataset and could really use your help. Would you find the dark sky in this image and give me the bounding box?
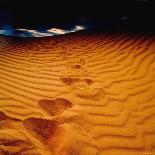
[0,0,155,31]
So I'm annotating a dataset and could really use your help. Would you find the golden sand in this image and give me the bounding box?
[0,32,155,155]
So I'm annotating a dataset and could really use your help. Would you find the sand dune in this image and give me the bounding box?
[0,31,155,155]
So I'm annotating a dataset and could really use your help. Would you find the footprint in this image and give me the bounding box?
[38,98,73,116]
[73,58,86,69]
[60,77,104,100]
[74,64,82,69]
[0,111,7,121]
[84,79,94,85]
[76,88,105,101]
[60,77,94,86]
[60,77,80,86]
[23,117,59,139]
[23,117,99,155]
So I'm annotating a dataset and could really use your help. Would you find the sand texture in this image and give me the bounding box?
[0,32,155,155]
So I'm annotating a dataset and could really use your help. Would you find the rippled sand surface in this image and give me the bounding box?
[0,31,155,155]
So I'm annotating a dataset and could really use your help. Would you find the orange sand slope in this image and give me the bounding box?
[0,32,155,155]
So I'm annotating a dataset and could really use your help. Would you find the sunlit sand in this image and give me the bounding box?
[0,31,155,155]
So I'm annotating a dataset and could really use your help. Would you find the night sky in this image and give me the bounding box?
[0,0,155,36]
